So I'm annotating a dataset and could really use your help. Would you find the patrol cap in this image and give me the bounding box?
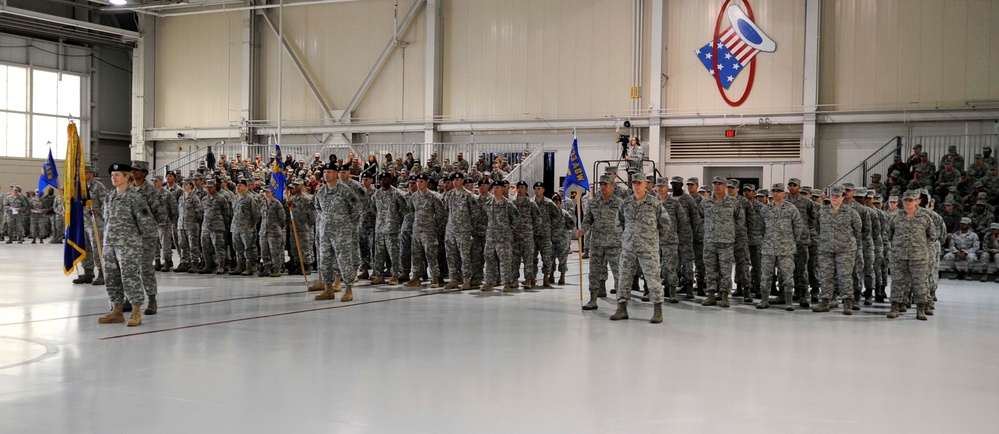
[913,144,922,149]
[873,195,883,203]
[152,175,164,182]
[902,190,920,200]
[85,164,96,174]
[990,223,999,230]
[977,199,989,206]
[890,170,901,178]
[323,162,338,171]
[598,175,614,184]
[944,197,956,205]
[193,173,205,180]
[855,187,867,196]
[205,179,217,187]
[711,176,726,184]
[108,162,132,174]
[865,190,875,198]
[516,181,528,188]
[975,153,983,158]
[979,192,988,199]
[291,178,304,185]
[130,160,150,172]
[986,146,993,152]
[871,173,882,179]
[802,186,812,191]
[755,189,768,197]
[960,217,972,225]
[948,145,958,152]
[686,177,699,185]
[532,181,543,188]
[888,195,899,203]
[771,183,785,191]
[726,179,740,188]
[671,176,684,184]
[828,185,846,196]
[842,183,856,190]
[788,177,802,186]
[604,166,618,174]
[655,177,670,187]
[698,186,710,193]
[631,172,649,183]
[182,179,194,186]
[743,184,755,191]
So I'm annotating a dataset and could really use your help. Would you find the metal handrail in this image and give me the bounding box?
[829,136,901,187]
[503,144,547,183]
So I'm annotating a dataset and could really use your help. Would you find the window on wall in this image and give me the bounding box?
[0,64,82,159]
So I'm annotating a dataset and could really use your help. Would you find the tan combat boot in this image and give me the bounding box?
[388,275,400,285]
[315,284,336,301]
[480,282,494,292]
[341,287,353,302]
[371,275,386,284]
[403,276,423,287]
[886,302,899,319]
[650,303,663,324]
[126,305,142,327]
[609,302,629,321]
[332,276,343,292]
[307,279,326,292]
[445,278,460,289]
[542,275,552,288]
[557,272,565,285]
[581,292,598,310]
[462,278,471,290]
[701,294,718,306]
[98,305,125,324]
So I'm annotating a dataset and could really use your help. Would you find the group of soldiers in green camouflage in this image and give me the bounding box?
[1,184,65,245]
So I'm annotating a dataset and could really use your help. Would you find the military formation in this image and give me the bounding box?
[8,144,991,326]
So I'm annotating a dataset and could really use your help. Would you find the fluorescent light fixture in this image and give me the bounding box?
[109,0,128,6]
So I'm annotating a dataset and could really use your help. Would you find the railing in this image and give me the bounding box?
[831,134,999,188]
[592,159,659,188]
[156,143,359,177]
[502,143,547,183]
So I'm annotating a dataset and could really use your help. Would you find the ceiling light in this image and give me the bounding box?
[109,0,128,6]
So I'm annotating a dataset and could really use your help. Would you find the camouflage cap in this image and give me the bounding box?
[771,183,785,191]
[743,184,756,191]
[865,190,875,198]
[711,176,726,184]
[828,185,846,196]
[873,195,883,203]
[944,197,956,204]
[842,183,856,190]
[598,175,614,184]
[631,172,650,183]
[810,188,822,196]
[991,222,999,230]
[726,179,740,188]
[960,217,972,224]
[902,190,920,200]
[84,164,96,173]
[698,186,710,193]
[948,145,958,152]
[788,177,802,186]
[802,185,813,191]
[975,153,983,158]
[871,173,882,179]
[986,146,993,152]
[979,192,989,199]
[686,177,699,185]
[291,178,304,185]
[855,187,868,196]
[205,179,217,187]
[655,177,670,187]
[913,144,922,149]
[977,199,989,206]
[152,175,164,182]
[890,170,901,178]
[604,166,618,174]
[130,160,150,172]
[888,195,899,202]
[756,189,768,197]
[671,176,684,184]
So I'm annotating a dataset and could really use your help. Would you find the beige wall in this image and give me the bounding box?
[256,0,426,124]
[443,0,636,120]
[820,0,999,111]
[154,11,243,128]
[666,0,806,114]
[0,157,62,194]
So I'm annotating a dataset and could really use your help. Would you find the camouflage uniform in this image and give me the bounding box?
[133,178,165,295]
[533,195,561,280]
[359,185,377,273]
[759,199,803,303]
[177,191,203,268]
[581,193,623,295]
[288,189,316,268]
[746,196,765,296]
[315,182,360,284]
[484,195,519,285]
[787,189,817,300]
[373,186,409,278]
[399,189,415,277]
[102,187,155,306]
[702,192,744,297]
[82,179,109,275]
[259,195,287,272]
[50,195,64,243]
[617,193,672,304]
[159,187,179,263]
[659,195,684,295]
[927,210,946,301]
[733,194,753,295]
[675,189,701,292]
[3,193,28,242]
[848,196,872,299]
[817,201,862,302]
[469,192,490,282]
[867,201,883,300]
[230,192,260,271]
[508,196,540,282]
[29,195,49,240]
[443,186,477,282]
[552,207,574,275]
[200,190,231,270]
[409,189,445,281]
[887,207,939,305]
[944,227,980,272]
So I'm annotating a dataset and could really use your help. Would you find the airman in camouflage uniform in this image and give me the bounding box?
[886,190,939,320]
[743,184,764,299]
[701,176,745,308]
[287,180,316,275]
[74,167,109,284]
[656,178,686,303]
[610,173,672,323]
[442,173,477,289]
[28,191,49,242]
[532,182,561,287]
[404,174,445,287]
[199,179,231,275]
[357,173,377,279]
[3,186,28,243]
[398,179,417,281]
[812,185,862,314]
[756,183,803,310]
[230,181,260,276]
[511,181,542,289]
[944,216,980,278]
[979,223,999,282]
[258,189,287,277]
[371,173,409,284]
[315,163,361,302]
[174,180,203,273]
[550,194,574,284]
[580,175,623,310]
[786,178,817,306]
[98,163,155,327]
[727,179,753,300]
[843,184,872,304]
[469,180,492,286]
[130,161,166,315]
[482,180,520,292]
[153,176,178,272]
[676,177,701,298]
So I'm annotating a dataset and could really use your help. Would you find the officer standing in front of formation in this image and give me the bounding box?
[482,180,519,292]
[580,175,623,310]
[887,190,938,320]
[701,176,745,308]
[258,188,286,277]
[756,183,803,310]
[174,179,203,273]
[443,172,476,289]
[532,182,560,287]
[371,172,409,285]
[129,161,165,315]
[655,178,685,303]
[404,173,445,288]
[97,163,154,327]
[812,185,862,314]
[610,172,672,324]
[315,163,360,302]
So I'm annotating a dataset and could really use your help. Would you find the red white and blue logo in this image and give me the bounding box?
[694,1,776,106]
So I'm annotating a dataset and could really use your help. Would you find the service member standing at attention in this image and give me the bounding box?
[887,190,938,320]
[315,163,361,302]
[482,180,520,292]
[726,179,753,302]
[404,174,445,288]
[199,179,231,275]
[655,178,686,303]
[97,163,155,327]
[580,175,624,310]
[510,181,541,289]
[174,179,203,273]
[532,182,561,287]
[610,172,672,323]
[371,173,409,285]
[675,177,701,298]
[812,185,862,314]
[442,172,476,289]
[550,194,574,285]
[701,176,745,308]
[756,183,803,311]
[130,161,166,315]
[229,180,260,276]
[258,189,287,277]
[288,179,316,276]
[785,178,817,307]
[153,175,178,272]
[75,165,109,285]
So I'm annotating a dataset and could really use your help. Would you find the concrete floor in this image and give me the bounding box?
[1,243,997,434]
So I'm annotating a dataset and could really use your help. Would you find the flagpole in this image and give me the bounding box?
[575,192,583,302]
[87,205,107,279]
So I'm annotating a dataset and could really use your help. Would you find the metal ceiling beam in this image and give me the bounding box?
[0,3,142,40]
[129,0,369,17]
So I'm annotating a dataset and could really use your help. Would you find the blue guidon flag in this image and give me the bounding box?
[695,3,776,89]
[270,145,287,202]
[562,138,589,194]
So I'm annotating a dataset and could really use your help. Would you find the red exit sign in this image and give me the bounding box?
[724,129,737,137]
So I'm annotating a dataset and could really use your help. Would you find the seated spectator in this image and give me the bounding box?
[939,145,965,173]
[944,217,980,280]
[908,169,931,190]
[983,146,997,168]
[887,156,910,183]
[938,198,961,235]
[911,153,936,180]
[968,154,989,180]
[979,223,999,282]
[969,199,995,237]
[907,143,924,167]
[935,160,960,199]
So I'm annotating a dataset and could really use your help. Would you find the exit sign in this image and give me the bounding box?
[725,129,737,137]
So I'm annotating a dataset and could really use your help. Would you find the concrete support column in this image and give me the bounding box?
[130,14,155,161]
[240,9,255,143]
[801,0,821,186]
[648,0,665,170]
[423,0,443,148]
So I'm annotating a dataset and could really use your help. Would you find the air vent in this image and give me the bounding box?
[669,139,800,161]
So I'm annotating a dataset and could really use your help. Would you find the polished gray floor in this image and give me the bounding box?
[1,243,997,433]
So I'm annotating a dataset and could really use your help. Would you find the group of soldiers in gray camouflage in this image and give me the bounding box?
[1,184,65,245]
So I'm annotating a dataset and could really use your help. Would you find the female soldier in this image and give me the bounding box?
[97,163,155,327]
